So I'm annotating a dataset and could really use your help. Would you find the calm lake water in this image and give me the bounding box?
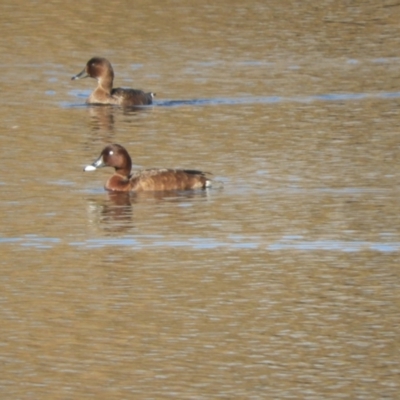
[0,0,400,399]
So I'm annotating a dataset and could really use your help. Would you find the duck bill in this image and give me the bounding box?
[71,67,89,80]
[84,155,105,171]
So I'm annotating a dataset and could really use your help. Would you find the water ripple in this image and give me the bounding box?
[156,91,400,107]
[1,235,399,252]
[63,91,400,109]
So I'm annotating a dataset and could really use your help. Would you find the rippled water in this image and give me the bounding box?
[0,0,400,399]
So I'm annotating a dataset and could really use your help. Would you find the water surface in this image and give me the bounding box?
[0,1,399,399]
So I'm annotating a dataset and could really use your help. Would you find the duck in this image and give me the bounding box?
[72,57,154,106]
[84,144,212,192]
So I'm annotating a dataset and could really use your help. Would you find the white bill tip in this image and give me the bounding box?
[84,165,97,172]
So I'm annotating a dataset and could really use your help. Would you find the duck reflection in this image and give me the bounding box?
[86,190,211,233]
[88,105,116,132]
[87,104,153,133]
[86,192,133,233]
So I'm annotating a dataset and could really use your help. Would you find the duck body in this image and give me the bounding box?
[84,144,212,192]
[72,57,154,106]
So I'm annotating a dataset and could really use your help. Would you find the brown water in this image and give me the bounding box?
[1,0,400,399]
